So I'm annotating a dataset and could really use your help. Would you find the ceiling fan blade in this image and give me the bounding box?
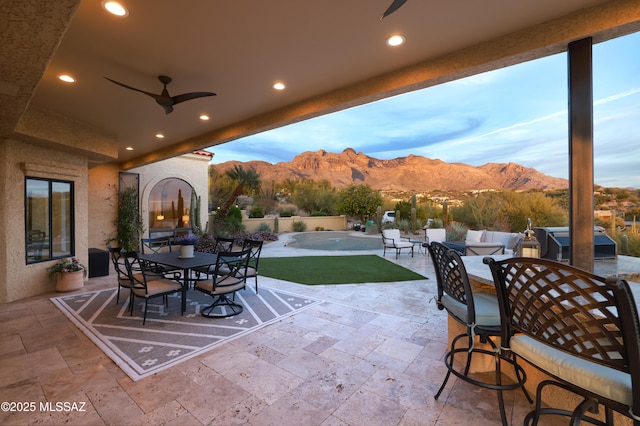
[104,77,160,101]
[381,0,408,19]
[171,91,217,106]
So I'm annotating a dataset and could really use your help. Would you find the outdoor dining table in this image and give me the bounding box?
[138,251,218,313]
[461,255,640,304]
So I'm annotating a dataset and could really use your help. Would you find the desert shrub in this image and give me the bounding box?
[315,226,325,231]
[292,221,307,232]
[311,211,328,216]
[195,232,217,253]
[256,222,271,232]
[232,230,279,246]
[365,223,378,234]
[447,222,468,241]
[382,221,397,230]
[614,233,640,257]
[249,206,265,218]
[280,211,294,217]
[397,219,411,233]
[430,219,444,229]
[214,206,245,236]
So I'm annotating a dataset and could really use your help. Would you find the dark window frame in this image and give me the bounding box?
[25,177,75,264]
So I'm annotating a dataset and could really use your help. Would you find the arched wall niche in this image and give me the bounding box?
[148,178,193,231]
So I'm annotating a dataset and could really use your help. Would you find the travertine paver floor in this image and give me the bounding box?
[0,234,553,425]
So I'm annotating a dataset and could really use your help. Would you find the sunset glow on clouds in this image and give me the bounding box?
[209,32,640,188]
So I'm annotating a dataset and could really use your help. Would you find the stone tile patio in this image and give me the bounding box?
[2,233,625,425]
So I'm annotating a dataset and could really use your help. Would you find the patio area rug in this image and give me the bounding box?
[51,287,322,381]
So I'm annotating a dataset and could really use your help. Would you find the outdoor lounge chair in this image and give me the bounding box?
[382,229,414,259]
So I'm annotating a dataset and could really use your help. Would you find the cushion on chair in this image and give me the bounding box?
[132,278,182,298]
[382,229,412,247]
[393,241,413,248]
[441,292,501,326]
[426,228,447,243]
[195,276,245,295]
[510,334,632,406]
[466,230,485,243]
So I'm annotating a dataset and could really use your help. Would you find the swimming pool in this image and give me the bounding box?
[288,231,382,251]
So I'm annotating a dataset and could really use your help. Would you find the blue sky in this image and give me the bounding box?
[209,32,640,189]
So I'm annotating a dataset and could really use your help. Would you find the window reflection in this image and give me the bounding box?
[149,178,193,231]
[25,178,73,263]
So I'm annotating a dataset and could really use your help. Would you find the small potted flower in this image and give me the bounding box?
[174,233,200,258]
[47,257,87,292]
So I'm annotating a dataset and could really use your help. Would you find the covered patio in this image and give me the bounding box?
[3,238,639,425]
[0,241,548,425]
[1,1,640,303]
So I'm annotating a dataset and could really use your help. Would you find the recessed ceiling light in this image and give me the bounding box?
[102,1,129,17]
[125,146,134,151]
[155,133,165,139]
[58,74,76,83]
[273,82,286,90]
[199,114,210,121]
[386,34,405,47]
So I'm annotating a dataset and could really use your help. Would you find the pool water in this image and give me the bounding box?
[288,231,382,251]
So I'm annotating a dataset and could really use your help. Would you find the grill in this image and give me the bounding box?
[533,226,617,261]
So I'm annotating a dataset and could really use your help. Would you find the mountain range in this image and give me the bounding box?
[213,148,568,192]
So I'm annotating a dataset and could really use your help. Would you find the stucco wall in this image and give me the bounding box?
[0,138,89,303]
[88,164,120,250]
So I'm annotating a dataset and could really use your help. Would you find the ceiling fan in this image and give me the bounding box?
[381,0,408,19]
[104,75,216,114]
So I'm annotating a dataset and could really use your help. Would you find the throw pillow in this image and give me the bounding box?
[466,230,485,243]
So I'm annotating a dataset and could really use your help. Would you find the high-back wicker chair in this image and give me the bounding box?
[485,256,640,425]
[428,242,529,425]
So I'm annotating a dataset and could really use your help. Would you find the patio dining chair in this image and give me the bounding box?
[108,246,132,306]
[215,236,236,252]
[428,242,529,426]
[140,236,181,276]
[241,238,263,293]
[485,256,640,425]
[194,248,251,318]
[123,251,183,325]
[192,236,238,281]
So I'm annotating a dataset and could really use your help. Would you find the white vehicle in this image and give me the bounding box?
[381,211,396,224]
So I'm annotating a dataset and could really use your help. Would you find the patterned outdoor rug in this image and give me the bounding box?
[51,287,322,381]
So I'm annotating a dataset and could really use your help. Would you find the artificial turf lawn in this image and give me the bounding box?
[259,255,426,285]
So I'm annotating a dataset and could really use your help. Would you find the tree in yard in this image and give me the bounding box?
[208,166,234,212]
[336,184,383,222]
[214,165,261,224]
[292,179,337,215]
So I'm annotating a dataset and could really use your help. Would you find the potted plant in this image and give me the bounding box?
[47,257,87,292]
[174,233,200,258]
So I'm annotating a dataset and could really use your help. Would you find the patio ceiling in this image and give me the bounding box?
[1,0,639,169]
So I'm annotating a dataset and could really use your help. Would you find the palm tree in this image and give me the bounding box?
[215,165,261,224]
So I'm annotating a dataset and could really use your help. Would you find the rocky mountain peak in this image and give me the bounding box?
[213,148,568,192]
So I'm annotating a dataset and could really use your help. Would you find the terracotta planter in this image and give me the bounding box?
[55,270,85,292]
[180,245,194,258]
